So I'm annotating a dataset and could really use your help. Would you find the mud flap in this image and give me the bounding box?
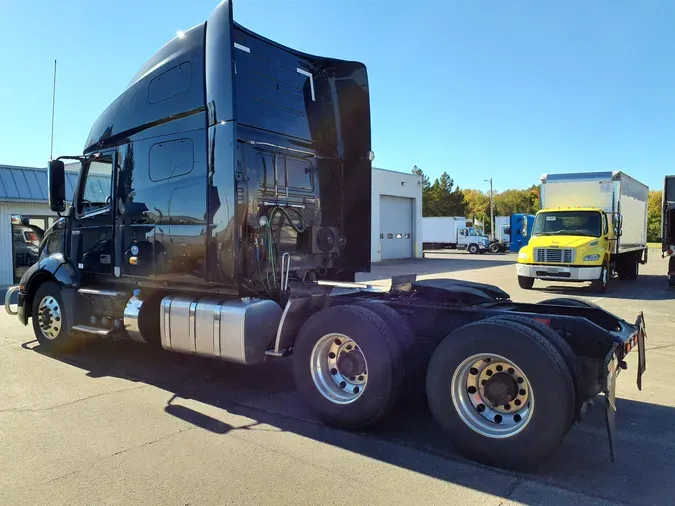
[604,347,618,462]
[636,312,647,391]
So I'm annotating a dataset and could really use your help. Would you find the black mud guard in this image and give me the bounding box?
[411,278,510,305]
[22,253,80,325]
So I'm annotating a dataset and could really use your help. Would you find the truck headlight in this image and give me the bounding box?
[518,252,529,260]
[583,254,600,261]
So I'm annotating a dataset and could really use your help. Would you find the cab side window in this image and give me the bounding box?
[603,214,609,235]
[77,157,113,215]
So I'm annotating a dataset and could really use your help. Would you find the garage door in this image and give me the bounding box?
[380,195,413,260]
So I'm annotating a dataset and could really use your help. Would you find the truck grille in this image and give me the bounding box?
[534,248,574,263]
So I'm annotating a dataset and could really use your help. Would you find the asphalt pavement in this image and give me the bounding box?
[1,250,673,505]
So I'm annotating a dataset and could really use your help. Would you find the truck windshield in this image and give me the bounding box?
[533,211,602,237]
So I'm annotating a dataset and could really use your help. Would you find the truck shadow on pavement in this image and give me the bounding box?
[534,274,675,301]
[22,337,675,506]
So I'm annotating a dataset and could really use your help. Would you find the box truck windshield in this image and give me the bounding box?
[532,211,602,238]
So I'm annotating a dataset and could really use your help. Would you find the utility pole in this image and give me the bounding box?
[485,178,494,240]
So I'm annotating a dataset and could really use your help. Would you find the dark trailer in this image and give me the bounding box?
[6,0,646,469]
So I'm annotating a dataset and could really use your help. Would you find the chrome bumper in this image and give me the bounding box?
[4,285,19,315]
[516,263,602,281]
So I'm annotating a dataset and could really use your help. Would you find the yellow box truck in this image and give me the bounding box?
[516,171,648,292]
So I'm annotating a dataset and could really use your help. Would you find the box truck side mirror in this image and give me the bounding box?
[48,160,66,213]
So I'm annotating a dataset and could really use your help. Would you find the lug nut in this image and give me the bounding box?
[353,386,360,394]
[477,404,486,413]
[519,389,526,396]
[339,381,347,389]
[496,365,503,372]
[330,368,338,375]
[494,414,503,423]
[514,399,521,406]
[517,377,524,384]
[358,375,364,381]
[508,367,514,375]
[346,345,352,350]
[486,370,493,376]
[328,352,336,359]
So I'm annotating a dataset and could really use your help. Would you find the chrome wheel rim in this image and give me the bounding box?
[451,353,534,438]
[603,266,608,285]
[310,333,368,404]
[37,295,62,340]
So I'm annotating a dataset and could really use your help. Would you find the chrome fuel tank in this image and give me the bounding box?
[159,295,282,364]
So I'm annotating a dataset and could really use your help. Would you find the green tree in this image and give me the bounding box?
[426,172,467,216]
[412,167,466,217]
[647,190,662,243]
[494,189,533,216]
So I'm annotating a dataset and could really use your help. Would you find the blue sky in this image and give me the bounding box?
[1,0,673,193]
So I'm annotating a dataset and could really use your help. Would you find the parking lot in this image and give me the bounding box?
[1,250,674,505]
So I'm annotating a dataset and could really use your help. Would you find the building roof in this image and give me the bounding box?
[0,164,105,203]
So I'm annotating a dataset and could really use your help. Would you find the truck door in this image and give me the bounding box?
[69,152,116,276]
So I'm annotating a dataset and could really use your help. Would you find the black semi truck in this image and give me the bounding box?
[6,1,646,469]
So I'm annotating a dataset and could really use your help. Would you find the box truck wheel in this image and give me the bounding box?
[31,282,75,352]
[591,262,609,293]
[489,243,501,254]
[292,305,404,429]
[468,243,479,254]
[518,276,534,290]
[426,319,574,469]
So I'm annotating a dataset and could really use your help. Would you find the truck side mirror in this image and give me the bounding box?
[48,160,66,213]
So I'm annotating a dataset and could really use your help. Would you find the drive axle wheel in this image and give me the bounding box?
[293,304,405,429]
[426,319,574,469]
[309,333,368,404]
[452,353,533,438]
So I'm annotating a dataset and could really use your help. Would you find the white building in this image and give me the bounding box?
[0,165,82,288]
[371,168,423,262]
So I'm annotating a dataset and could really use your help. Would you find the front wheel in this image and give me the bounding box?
[591,262,609,293]
[468,244,479,254]
[518,276,534,290]
[31,281,74,352]
[489,243,501,254]
[426,319,574,469]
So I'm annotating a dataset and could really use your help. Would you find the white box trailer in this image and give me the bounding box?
[540,171,649,256]
[422,217,489,253]
[495,216,510,243]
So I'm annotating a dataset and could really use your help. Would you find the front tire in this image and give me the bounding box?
[468,244,479,254]
[31,281,74,352]
[518,276,534,290]
[292,304,404,429]
[489,243,501,254]
[426,319,574,469]
[591,262,609,293]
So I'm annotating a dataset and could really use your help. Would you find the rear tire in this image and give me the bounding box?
[426,319,574,469]
[489,243,501,254]
[31,282,75,353]
[352,301,427,391]
[292,304,405,429]
[518,276,534,290]
[486,315,582,428]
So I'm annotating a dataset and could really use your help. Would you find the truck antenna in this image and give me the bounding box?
[50,59,57,160]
